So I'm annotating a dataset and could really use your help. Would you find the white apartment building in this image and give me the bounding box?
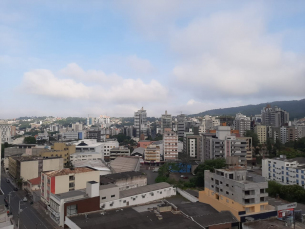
[163,128,178,161]
[262,156,305,187]
[0,124,12,143]
[70,152,101,163]
[74,139,104,159]
[61,131,84,141]
[234,113,251,137]
[102,140,120,159]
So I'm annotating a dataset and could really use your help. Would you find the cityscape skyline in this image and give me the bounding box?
[1,1,305,118]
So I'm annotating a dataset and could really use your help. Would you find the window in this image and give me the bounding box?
[69,183,75,188]
[226,184,229,187]
[111,195,115,198]
[66,205,77,216]
[102,197,106,200]
[123,200,126,203]
[226,191,229,195]
[260,197,265,202]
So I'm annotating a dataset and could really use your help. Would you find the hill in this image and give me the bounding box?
[189,99,305,120]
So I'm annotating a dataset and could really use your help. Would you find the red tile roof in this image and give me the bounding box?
[28,177,41,185]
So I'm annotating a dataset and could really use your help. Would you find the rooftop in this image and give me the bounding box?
[242,217,289,229]
[72,152,101,156]
[11,155,61,162]
[44,167,96,177]
[120,182,172,198]
[73,160,110,172]
[110,156,140,173]
[99,184,118,190]
[28,177,41,185]
[54,189,86,200]
[67,205,202,229]
[100,171,146,185]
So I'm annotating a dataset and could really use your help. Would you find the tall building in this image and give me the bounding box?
[134,107,147,138]
[233,113,251,137]
[144,145,160,163]
[177,114,186,138]
[87,116,96,126]
[261,105,289,127]
[199,168,269,221]
[163,128,178,161]
[161,111,172,134]
[254,125,267,144]
[183,130,202,161]
[0,124,12,143]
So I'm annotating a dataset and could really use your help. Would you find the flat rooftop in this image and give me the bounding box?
[11,155,61,162]
[73,160,110,172]
[100,171,145,184]
[67,205,202,229]
[99,184,118,190]
[243,217,289,229]
[54,189,86,200]
[120,182,172,198]
[44,167,96,177]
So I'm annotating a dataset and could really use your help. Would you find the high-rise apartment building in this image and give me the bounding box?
[233,113,251,137]
[177,114,186,138]
[161,111,172,134]
[0,124,12,143]
[261,105,289,127]
[254,125,267,144]
[134,107,147,138]
[144,145,160,163]
[72,122,83,131]
[163,128,178,161]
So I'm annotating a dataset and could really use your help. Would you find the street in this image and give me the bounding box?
[1,171,55,229]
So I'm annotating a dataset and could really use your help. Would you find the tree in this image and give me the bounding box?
[23,136,36,144]
[193,158,226,187]
[154,134,163,141]
[65,160,74,169]
[245,130,259,148]
[155,162,180,183]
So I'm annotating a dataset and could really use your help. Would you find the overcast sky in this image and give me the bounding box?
[1,0,305,118]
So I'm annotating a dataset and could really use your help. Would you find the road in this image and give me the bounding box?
[1,171,54,229]
[140,165,158,184]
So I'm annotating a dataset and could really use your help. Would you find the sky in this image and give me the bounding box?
[1,0,305,118]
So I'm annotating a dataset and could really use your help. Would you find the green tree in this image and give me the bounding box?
[154,134,163,141]
[245,130,259,148]
[23,136,36,144]
[193,158,226,187]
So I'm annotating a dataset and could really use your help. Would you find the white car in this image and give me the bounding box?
[23,197,27,202]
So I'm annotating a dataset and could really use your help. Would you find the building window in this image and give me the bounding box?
[102,197,106,200]
[69,183,75,188]
[111,195,115,198]
[66,205,77,216]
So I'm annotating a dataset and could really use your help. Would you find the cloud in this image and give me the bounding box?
[170,8,305,99]
[127,55,155,74]
[20,64,168,104]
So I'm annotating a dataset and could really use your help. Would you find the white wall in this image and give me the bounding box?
[101,186,176,210]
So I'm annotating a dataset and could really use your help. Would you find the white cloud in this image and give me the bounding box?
[170,8,305,99]
[20,64,168,104]
[127,55,155,74]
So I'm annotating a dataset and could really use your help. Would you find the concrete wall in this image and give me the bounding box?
[43,158,63,172]
[74,171,100,190]
[115,176,147,191]
[20,161,38,181]
[100,186,120,204]
[55,175,69,194]
[101,186,176,210]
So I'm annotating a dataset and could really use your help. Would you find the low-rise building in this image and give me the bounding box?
[41,167,100,205]
[262,156,305,187]
[40,142,75,166]
[25,177,41,195]
[100,171,147,191]
[108,147,130,161]
[70,152,101,163]
[8,156,63,181]
[72,160,111,176]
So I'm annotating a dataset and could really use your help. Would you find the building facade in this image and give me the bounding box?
[41,167,100,205]
[134,107,147,138]
[254,125,267,144]
[199,169,269,220]
[163,128,178,161]
[161,111,172,134]
[234,113,251,137]
[0,124,12,143]
[144,145,160,163]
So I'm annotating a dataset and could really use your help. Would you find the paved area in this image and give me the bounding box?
[1,170,58,229]
[140,166,158,185]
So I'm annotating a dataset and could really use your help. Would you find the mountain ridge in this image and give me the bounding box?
[189,99,305,120]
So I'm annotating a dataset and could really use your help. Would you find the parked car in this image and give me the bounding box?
[13,187,18,191]
[6,178,10,183]
[152,168,159,173]
[23,197,27,202]
[180,175,188,179]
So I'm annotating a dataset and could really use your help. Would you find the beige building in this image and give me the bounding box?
[8,156,63,181]
[254,125,267,144]
[237,137,253,161]
[163,128,178,161]
[41,167,100,204]
[39,142,75,166]
[144,145,160,163]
